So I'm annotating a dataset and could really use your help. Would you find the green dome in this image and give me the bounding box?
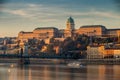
[67,17,74,23]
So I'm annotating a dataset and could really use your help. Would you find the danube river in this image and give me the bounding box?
[0,61,120,80]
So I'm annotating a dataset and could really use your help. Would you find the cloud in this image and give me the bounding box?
[0,0,7,10]
[27,3,42,8]
[61,10,120,20]
[8,10,27,16]
[1,3,62,18]
[91,11,120,19]
[113,0,120,12]
[0,0,6,4]
[1,3,120,21]
[1,9,32,18]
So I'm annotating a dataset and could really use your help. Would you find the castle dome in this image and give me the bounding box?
[67,17,74,23]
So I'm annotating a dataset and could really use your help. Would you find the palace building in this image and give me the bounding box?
[18,27,59,41]
[18,17,76,42]
[18,17,120,43]
[77,25,107,36]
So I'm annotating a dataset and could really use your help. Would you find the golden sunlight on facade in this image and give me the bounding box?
[18,17,120,44]
[77,25,106,36]
[87,45,120,59]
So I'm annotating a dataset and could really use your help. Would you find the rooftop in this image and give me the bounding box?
[19,31,33,34]
[34,27,58,30]
[107,29,120,31]
[80,25,106,29]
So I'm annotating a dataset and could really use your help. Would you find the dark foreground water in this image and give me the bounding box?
[0,62,120,80]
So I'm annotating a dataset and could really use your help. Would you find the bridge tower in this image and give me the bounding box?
[19,42,30,65]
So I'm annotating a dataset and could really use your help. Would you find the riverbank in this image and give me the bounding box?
[0,58,120,65]
[79,59,120,65]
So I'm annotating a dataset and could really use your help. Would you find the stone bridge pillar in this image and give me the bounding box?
[19,42,30,65]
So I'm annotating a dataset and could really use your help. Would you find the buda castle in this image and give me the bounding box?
[18,17,120,43]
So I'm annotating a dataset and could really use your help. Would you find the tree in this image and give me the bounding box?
[49,37,55,43]
[28,38,36,47]
[75,34,89,50]
[62,37,76,52]
[37,40,45,50]
[46,44,55,54]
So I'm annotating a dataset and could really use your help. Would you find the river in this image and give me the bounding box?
[0,61,120,80]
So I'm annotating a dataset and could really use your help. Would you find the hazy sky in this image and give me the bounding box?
[0,0,120,37]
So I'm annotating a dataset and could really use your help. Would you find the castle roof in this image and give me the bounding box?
[107,29,120,31]
[34,27,58,30]
[80,25,106,29]
[19,31,33,34]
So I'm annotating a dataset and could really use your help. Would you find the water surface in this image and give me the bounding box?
[0,63,120,80]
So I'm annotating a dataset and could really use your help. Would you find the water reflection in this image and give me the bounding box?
[17,65,31,80]
[4,64,87,80]
[87,65,120,80]
[0,63,120,80]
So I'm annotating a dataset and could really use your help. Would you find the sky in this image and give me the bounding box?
[0,0,120,37]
